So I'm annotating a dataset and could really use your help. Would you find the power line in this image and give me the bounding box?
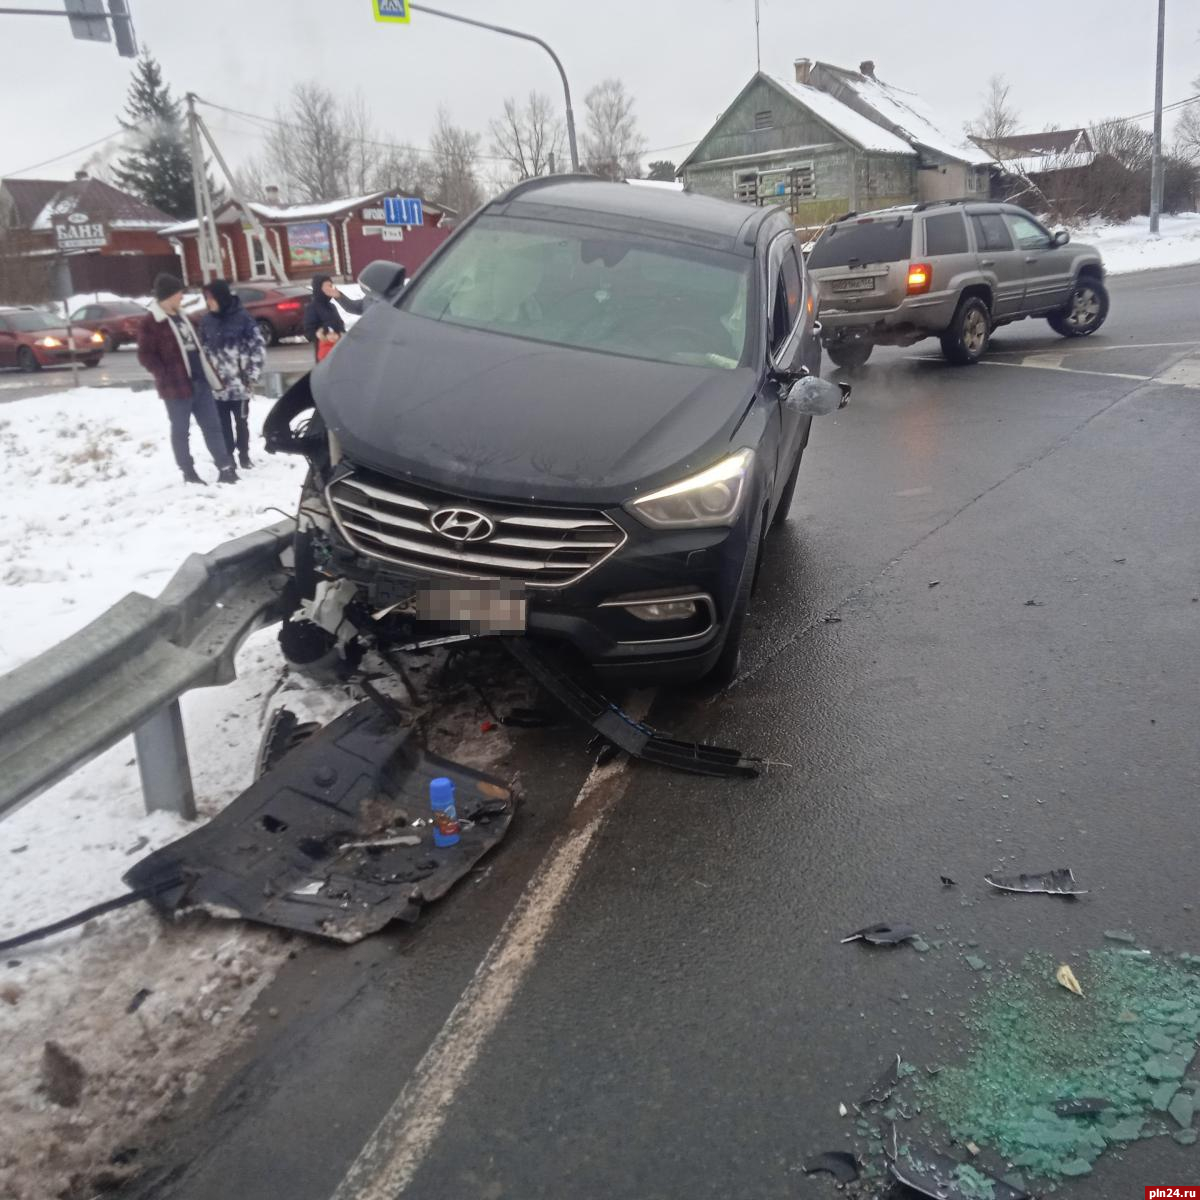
[2,127,126,178]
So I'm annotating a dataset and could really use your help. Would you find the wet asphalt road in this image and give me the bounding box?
[123,264,1200,1200]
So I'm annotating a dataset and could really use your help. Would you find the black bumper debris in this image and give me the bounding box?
[125,701,514,943]
[505,639,760,778]
[889,1142,1029,1200]
[984,867,1086,896]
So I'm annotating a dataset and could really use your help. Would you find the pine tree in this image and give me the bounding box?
[112,52,199,219]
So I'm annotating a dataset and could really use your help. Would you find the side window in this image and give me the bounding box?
[770,244,803,353]
[1005,214,1051,251]
[924,213,968,256]
[237,288,266,304]
[970,214,1014,253]
[70,308,88,322]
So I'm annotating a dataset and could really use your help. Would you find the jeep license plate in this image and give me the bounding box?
[416,586,527,633]
[831,276,875,293]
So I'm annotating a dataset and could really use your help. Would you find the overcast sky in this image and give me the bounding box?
[3,0,1197,185]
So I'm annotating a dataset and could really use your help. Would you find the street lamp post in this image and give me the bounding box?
[407,2,579,172]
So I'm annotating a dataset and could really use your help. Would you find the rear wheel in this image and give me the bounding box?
[940,296,991,365]
[826,340,873,370]
[17,347,39,372]
[1048,278,1109,338]
[257,318,278,347]
[704,511,764,688]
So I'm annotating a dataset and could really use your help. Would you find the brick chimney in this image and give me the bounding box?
[859,60,876,79]
[793,58,812,85]
[74,169,89,181]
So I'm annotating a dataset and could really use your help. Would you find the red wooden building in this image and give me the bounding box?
[161,190,453,287]
[0,172,178,297]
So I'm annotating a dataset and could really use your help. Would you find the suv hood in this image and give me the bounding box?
[312,303,756,506]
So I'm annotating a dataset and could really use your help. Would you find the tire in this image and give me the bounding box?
[17,346,39,372]
[82,357,101,368]
[826,340,873,369]
[257,318,279,347]
[940,296,991,365]
[1048,278,1109,338]
[770,442,805,530]
[704,511,765,688]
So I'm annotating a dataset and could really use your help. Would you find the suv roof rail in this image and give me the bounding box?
[497,172,599,203]
[911,197,978,212]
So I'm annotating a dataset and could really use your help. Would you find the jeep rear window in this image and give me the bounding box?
[806,218,912,269]
[401,215,751,370]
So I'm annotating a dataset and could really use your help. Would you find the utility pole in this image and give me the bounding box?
[407,3,580,172]
[185,92,221,281]
[1149,0,1166,234]
[754,0,761,72]
[192,103,289,282]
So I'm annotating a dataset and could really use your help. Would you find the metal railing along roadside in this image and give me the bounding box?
[0,519,295,823]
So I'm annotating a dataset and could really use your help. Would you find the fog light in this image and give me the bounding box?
[625,599,699,622]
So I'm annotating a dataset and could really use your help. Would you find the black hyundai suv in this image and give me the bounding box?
[266,177,845,685]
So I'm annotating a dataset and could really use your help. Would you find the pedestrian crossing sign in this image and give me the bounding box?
[373,0,410,22]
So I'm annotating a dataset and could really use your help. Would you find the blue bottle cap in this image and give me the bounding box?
[429,776,455,808]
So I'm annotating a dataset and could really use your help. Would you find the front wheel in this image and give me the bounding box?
[704,513,764,688]
[257,318,279,347]
[826,340,873,370]
[17,347,39,372]
[940,296,991,365]
[82,357,101,368]
[1048,279,1109,338]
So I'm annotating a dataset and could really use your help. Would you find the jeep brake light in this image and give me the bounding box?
[906,263,932,294]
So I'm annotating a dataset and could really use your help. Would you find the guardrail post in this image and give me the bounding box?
[133,700,196,819]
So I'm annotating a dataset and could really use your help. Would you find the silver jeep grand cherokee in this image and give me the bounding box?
[808,200,1108,368]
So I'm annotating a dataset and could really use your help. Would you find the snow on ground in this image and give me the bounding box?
[1070,211,1200,275]
[0,382,516,1198]
[0,388,307,674]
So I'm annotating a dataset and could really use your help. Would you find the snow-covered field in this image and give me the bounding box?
[1069,211,1200,275]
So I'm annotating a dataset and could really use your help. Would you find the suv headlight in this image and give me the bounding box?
[626,449,753,529]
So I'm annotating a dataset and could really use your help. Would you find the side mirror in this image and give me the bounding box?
[1051,229,1070,248]
[359,259,407,299]
[785,375,850,415]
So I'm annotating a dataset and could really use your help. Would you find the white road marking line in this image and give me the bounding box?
[977,359,1153,383]
[329,698,651,1200]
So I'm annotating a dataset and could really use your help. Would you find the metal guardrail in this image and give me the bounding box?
[0,519,295,823]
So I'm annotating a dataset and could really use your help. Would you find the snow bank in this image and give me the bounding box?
[1070,212,1200,275]
[0,388,307,674]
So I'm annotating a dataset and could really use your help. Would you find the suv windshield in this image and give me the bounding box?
[807,217,913,269]
[401,215,751,370]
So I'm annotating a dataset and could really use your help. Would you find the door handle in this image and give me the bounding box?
[979,259,995,267]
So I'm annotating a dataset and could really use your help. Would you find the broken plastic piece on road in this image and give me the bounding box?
[126,988,152,1014]
[1023,599,1045,606]
[985,867,1086,895]
[860,1054,902,1105]
[889,1142,1030,1200]
[841,922,918,947]
[1056,964,1084,996]
[802,1150,859,1184]
[940,875,957,888]
[480,720,497,733]
[1053,1097,1111,1116]
[838,1102,849,1117]
[505,639,761,778]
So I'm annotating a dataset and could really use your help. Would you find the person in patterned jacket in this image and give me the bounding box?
[199,280,265,469]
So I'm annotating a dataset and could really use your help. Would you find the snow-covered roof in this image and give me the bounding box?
[768,77,915,155]
[813,68,993,166]
[999,151,1097,176]
[160,192,443,236]
[27,177,175,232]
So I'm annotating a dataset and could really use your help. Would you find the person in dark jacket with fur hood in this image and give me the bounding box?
[303,274,364,360]
[199,280,265,469]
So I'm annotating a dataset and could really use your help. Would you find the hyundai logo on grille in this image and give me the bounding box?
[429,507,495,543]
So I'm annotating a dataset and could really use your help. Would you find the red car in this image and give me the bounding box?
[68,299,148,351]
[189,283,309,345]
[0,309,105,371]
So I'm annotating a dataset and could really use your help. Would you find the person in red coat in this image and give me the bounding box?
[136,273,238,485]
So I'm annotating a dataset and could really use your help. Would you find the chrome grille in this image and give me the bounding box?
[327,467,626,588]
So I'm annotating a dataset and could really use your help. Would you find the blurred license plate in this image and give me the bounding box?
[416,586,526,633]
[832,276,875,293]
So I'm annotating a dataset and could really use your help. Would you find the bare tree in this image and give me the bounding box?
[966,74,1020,154]
[1174,76,1200,164]
[581,78,647,180]
[1090,117,1154,170]
[266,83,352,203]
[231,155,272,202]
[372,145,438,199]
[430,107,482,215]
[344,91,382,196]
[489,91,564,182]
